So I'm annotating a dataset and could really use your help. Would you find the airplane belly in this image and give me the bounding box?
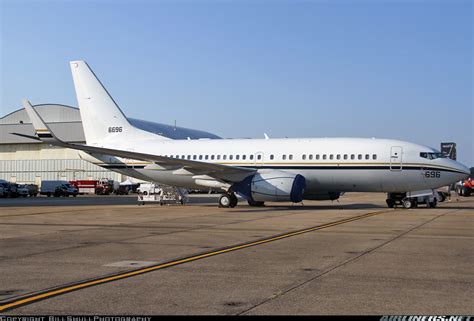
[302,167,453,193]
[295,168,430,193]
[294,169,385,193]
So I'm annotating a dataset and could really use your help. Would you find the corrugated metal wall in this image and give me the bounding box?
[0,159,121,183]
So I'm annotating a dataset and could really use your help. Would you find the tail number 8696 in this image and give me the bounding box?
[108,126,123,133]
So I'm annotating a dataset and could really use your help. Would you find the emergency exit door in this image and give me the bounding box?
[390,146,403,171]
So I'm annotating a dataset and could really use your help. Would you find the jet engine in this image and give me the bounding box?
[232,171,306,203]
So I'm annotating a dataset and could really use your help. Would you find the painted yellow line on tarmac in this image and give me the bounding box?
[0,209,390,312]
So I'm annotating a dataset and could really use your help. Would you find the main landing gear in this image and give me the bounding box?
[219,192,238,208]
[247,199,265,207]
[386,192,438,209]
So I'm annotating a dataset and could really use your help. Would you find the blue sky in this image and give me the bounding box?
[1,0,472,165]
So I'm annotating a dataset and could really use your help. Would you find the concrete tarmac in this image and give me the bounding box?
[0,193,472,315]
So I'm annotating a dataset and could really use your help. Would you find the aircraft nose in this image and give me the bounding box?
[455,161,470,178]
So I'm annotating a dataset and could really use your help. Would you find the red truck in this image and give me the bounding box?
[456,178,472,197]
[94,178,116,195]
[69,180,98,195]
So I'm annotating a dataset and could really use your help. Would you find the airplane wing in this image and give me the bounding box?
[21,100,256,183]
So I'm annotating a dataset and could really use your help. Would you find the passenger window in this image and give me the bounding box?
[344,154,348,160]
[199,155,203,160]
[193,155,197,160]
[211,155,214,160]
[283,155,286,160]
[329,154,333,160]
[257,154,262,160]
[365,154,369,160]
[205,155,209,160]
[302,154,306,160]
[316,154,320,160]
[236,155,240,160]
[242,155,246,160]
[373,154,377,160]
[309,154,313,160]
[250,155,254,160]
[229,155,233,160]
[358,154,362,160]
[336,154,340,160]
[223,155,227,160]
[351,154,355,160]
[270,154,274,160]
[323,155,327,160]
[217,155,220,160]
[181,155,185,159]
[289,155,293,160]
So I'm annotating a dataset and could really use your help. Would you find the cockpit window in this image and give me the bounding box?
[420,152,445,160]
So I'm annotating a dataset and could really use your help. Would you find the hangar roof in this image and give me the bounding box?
[0,104,220,144]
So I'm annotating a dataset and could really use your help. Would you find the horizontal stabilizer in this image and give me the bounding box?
[22,99,255,183]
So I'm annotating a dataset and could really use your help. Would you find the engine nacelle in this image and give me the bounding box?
[232,171,306,203]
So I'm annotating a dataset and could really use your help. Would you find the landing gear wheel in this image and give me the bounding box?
[402,198,413,209]
[229,193,238,208]
[219,193,233,208]
[428,199,437,208]
[248,199,265,207]
[386,199,395,208]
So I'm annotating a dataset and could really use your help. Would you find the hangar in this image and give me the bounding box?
[0,104,220,184]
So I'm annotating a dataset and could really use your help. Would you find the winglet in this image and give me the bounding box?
[22,99,60,143]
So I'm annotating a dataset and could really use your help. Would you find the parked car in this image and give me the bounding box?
[114,185,130,195]
[40,180,78,197]
[0,181,19,198]
[17,184,30,197]
[456,178,472,197]
[0,180,10,197]
[26,184,39,197]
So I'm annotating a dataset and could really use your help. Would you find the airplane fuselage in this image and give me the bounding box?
[83,137,469,199]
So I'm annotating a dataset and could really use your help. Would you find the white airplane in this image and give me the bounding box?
[21,60,470,209]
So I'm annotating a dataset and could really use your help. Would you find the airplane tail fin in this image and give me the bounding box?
[69,60,169,145]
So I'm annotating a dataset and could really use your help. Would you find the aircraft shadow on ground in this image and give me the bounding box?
[228,203,384,213]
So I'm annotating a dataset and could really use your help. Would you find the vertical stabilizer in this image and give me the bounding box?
[70,60,168,145]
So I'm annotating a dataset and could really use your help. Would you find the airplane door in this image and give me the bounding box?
[254,152,264,167]
[390,146,403,171]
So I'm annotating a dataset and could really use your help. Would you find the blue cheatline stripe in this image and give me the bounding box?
[99,165,146,169]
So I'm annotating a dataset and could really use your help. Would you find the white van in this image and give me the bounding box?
[40,180,78,197]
